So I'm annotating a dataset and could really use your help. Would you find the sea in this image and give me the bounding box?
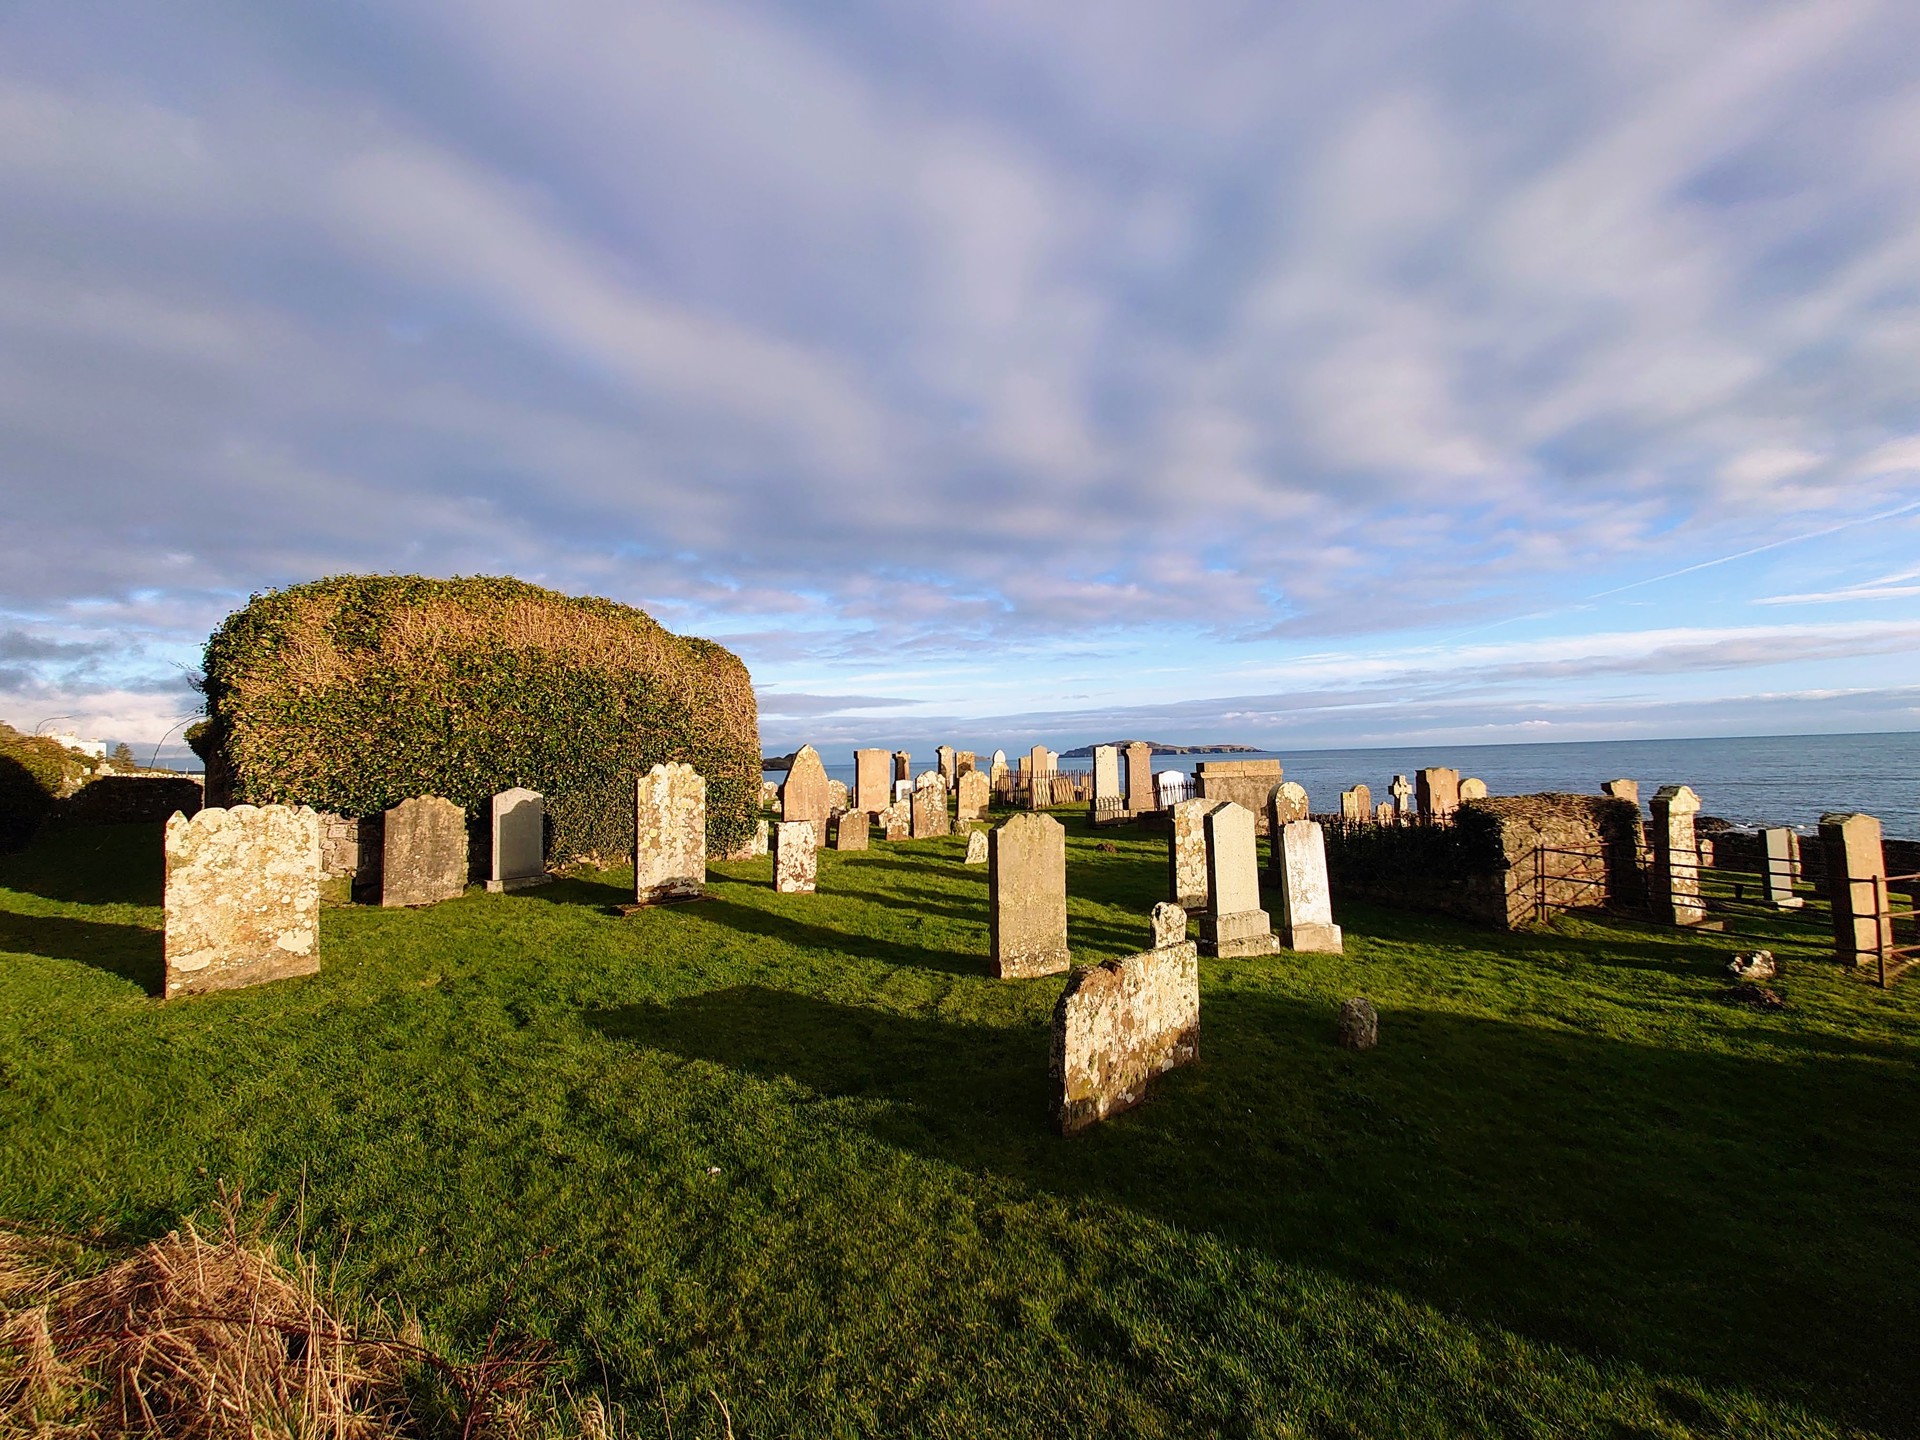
[773,732,1920,837]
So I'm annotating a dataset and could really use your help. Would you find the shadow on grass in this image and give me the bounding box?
[0,909,163,993]
[0,822,164,907]
[589,982,1920,1437]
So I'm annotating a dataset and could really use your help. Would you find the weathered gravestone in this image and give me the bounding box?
[1272,819,1343,953]
[634,762,706,904]
[1416,767,1461,821]
[1390,774,1414,816]
[164,804,321,999]
[826,779,848,814]
[911,771,951,838]
[1820,811,1891,964]
[487,787,547,892]
[1090,745,1123,824]
[1375,800,1396,825]
[956,750,977,778]
[1168,798,1223,912]
[1195,759,1285,834]
[1151,901,1187,949]
[878,801,910,841]
[1267,781,1309,831]
[1650,784,1706,926]
[854,748,892,816]
[383,795,467,908]
[1601,779,1640,805]
[1340,784,1372,822]
[773,821,817,894]
[831,809,869,851]
[1125,742,1156,814]
[781,744,832,843]
[1763,827,1803,909]
[990,812,1069,978]
[1200,802,1277,958]
[937,745,957,790]
[965,828,988,864]
[1051,931,1199,1135]
[893,751,912,783]
[1336,997,1378,1050]
[1459,777,1488,801]
[955,769,991,824]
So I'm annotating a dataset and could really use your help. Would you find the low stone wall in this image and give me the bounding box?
[53,773,205,826]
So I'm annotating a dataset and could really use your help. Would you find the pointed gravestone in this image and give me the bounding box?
[781,744,832,844]
[990,812,1069,978]
[487,787,548,892]
[634,762,705,904]
[1273,819,1342,953]
[773,821,817,894]
[164,804,321,999]
[1199,802,1276,958]
[382,795,467,908]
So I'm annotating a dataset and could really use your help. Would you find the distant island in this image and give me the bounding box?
[1060,740,1262,758]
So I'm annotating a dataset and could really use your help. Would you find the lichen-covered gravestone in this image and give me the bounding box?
[1267,781,1309,831]
[826,779,848,814]
[990,812,1069,978]
[773,821,818,893]
[832,809,869,851]
[1340,784,1372,822]
[911,771,951,838]
[1650,784,1705,926]
[1167,798,1223,912]
[634,762,706,904]
[854,748,892,816]
[164,804,321,998]
[1417,767,1461,821]
[1051,937,1199,1135]
[1199,802,1277,957]
[487,787,548,892]
[964,829,988,864]
[781,744,832,842]
[1336,998,1378,1050]
[1124,742,1156,814]
[1273,819,1343,953]
[879,801,910,841]
[955,769,991,824]
[382,795,468,907]
[1151,901,1187,949]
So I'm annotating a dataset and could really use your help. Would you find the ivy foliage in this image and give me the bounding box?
[198,575,760,859]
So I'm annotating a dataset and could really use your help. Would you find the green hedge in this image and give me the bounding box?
[198,575,760,860]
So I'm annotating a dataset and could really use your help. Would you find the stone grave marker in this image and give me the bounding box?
[781,744,832,842]
[1459,777,1488,802]
[1195,759,1285,833]
[956,769,990,824]
[1051,937,1199,1135]
[487,787,547,892]
[1168,798,1223,911]
[1416,767,1461,821]
[832,809,869,851]
[1125,742,1156,813]
[1650,784,1706,926]
[1763,827,1803,909]
[1390,775,1414,816]
[854,748,892,815]
[990,813,1069,978]
[634,762,706,904]
[1340,784,1372,822]
[879,801,910,841]
[965,829,988,864]
[1820,811,1892,964]
[383,795,467,908]
[1601,779,1640,805]
[911,771,951,838]
[773,821,817,893]
[1267,781,1309,830]
[164,804,321,999]
[1273,819,1343,953]
[1375,800,1396,825]
[827,779,848,814]
[1151,901,1187,949]
[893,751,912,783]
[1090,744,1123,824]
[1199,802,1277,957]
[937,745,957,789]
[956,750,977,778]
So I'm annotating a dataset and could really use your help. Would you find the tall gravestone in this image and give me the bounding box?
[1051,932,1199,1135]
[1199,802,1277,957]
[832,809,869,851]
[937,745,957,790]
[1820,811,1891,964]
[382,796,467,907]
[487,787,548,892]
[990,813,1070,978]
[1124,742,1156,813]
[781,744,832,844]
[164,804,321,999]
[911,771,951,838]
[1390,775,1414,817]
[1168,798,1222,912]
[854,749,892,816]
[1273,819,1343,953]
[1762,827,1802,909]
[773,821,817,894]
[1650,784,1706,926]
[1090,745,1123,824]
[893,751,912,783]
[955,769,991,824]
[634,762,705,904]
[1416,768,1460,821]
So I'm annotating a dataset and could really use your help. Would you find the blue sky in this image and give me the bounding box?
[3,0,1920,760]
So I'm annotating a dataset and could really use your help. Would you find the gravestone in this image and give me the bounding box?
[937,745,957,790]
[1125,742,1156,813]
[1375,801,1396,825]
[911,771,951,838]
[1151,901,1187,949]
[1168,798,1222,911]
[1340,784,1372,822]
[1650,784,1706,926]
[1267,781,1309,831]
[990,813,1070,978]
[1272,819,1343,953]
[780,744,832,842]
[1416,767,1460,821]
[1090,745,1123,824]
[1028,746,1051,810]
[1601,779,1640,805]
[956,750,977,778]
[893,778,913,806]
[879,801,910,841]
[759,779,780,808]
[1336,998,1378,1050]
[1390,775,1414,816]
[1763,827,1802,909]
[634,762,705,904]
[956,769,991,824]
[1820,811,1891,964]
[382,795,467,908]
[1051,938,1199,1135]
[1155,770,1188,808]
[164,804,321,999]
[1199,802,1277,957]
[893,751,912,783]
[1195,759,1284,834]
[854,748,892,815]
[832,809,869,851]
[826,779,848,814]
[965,829,988,864]
[773,821,817,894]
[487,787,548,892]
[990,749,1008,780]
[1459,777,1488,801]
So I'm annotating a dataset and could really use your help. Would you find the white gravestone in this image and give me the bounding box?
[488,787,548,892]
[1273,819,1342,953]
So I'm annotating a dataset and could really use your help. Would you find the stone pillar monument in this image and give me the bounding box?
[1819,811,1891,965]
[1650,784,1706,926]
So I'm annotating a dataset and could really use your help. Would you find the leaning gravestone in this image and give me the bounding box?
[164,804,321,998]
[911,771,951,838]
[781,744,832,842]
[965,829,988,864]
[634,762,705,904]
[1199,802,1277,957]
[488,788,548,892]
[1273,819,1343,953]
[1167,798,1222,912]
[1051,933,1199,1135]
[382,796,467,908]
[956,769,991,824]
[990,812,1069,978]
[832,809,869,852]
[773,821,817,894]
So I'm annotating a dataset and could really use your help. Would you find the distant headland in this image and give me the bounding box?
[1059,741,1261,758]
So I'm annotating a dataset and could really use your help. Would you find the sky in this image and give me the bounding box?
[4,0,1920,764]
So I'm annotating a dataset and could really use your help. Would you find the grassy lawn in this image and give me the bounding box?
[3,816,1918,1438]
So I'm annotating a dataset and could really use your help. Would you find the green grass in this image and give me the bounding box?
[3,817,1918,1438]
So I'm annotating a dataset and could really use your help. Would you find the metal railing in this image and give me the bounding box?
[1868,872,1920,988]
